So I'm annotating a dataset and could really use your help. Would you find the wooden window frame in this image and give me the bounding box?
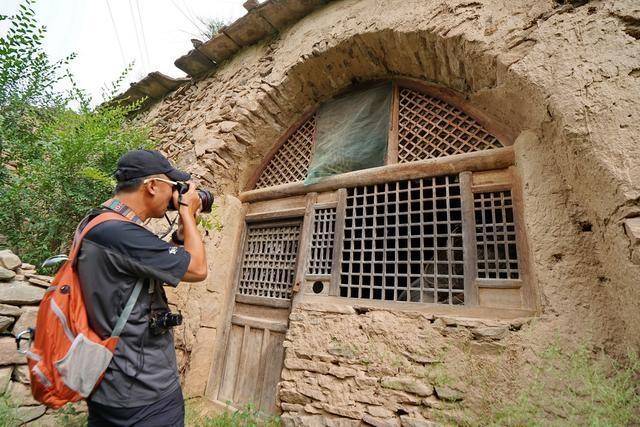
[236,80,536,318]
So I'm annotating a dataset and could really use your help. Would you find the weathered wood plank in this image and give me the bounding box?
[460,171,478,306]
[240,147,515,203]
[231,314,288,333]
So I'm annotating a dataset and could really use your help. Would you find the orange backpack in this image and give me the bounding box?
[17,212,144,409]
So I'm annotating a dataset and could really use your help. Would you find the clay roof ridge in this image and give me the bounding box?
[115,0,334,109]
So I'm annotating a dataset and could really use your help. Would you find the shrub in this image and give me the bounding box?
[0,0,153,264]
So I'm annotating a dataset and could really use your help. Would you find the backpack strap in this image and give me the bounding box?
[68,212,131,262]
[111,278,144,338]
[70,211,144,337]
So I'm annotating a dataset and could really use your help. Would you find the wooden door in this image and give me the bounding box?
[213,219,302,413]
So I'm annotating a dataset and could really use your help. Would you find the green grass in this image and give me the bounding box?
[0,395,20,426]
[186,402,280,427]
[469,346,640,426]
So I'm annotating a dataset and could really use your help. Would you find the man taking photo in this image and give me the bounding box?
[75,149,208,426]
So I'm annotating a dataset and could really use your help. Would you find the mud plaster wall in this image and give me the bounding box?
[138,0,640,417]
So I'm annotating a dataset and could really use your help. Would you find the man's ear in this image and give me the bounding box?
[144,180,158,196]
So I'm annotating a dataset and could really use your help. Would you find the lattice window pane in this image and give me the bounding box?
[340,176,464,304]
[256,115,316,188]
[238,221,301,300]
[307,207,336,276]
[397,88,503,162]
[474,191,520,279]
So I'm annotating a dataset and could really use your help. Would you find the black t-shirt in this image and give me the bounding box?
[76,210,190,407]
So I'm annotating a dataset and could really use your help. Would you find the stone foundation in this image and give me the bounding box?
[0,249,87,424]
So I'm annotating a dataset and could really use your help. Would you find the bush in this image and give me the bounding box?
[0,0,153,264]
[470,346,640,426]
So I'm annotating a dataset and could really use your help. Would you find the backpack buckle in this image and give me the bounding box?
[15,328,34,354]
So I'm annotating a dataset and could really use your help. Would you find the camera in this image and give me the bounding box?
[149,309,183,335]
[167,181,214,213]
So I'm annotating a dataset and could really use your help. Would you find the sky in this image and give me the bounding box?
[1,0,247,104]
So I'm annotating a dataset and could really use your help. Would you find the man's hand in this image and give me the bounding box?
[172,183,201,218]
[173,182,207,282]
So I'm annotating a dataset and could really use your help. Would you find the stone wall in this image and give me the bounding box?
[133,0,640,422]
[0,249,86,425]
[280,303,532,426]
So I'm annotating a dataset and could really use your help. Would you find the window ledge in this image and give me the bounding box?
[293,294,535,321]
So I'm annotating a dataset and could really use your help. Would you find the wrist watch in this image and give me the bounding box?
[171,230,184,245]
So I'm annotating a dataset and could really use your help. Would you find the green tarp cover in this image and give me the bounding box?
[304,83,392,185]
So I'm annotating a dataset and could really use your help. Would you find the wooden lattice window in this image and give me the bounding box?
[237,221,302,300]
[397,87,503,163]
[474,190,520,279]
[339,176,464,304]
[255,115,316,188]
[307,207,336,276]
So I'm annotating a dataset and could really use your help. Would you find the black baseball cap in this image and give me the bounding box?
[114,149,191,182]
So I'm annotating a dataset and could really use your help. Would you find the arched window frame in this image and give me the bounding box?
[234,79,536,317]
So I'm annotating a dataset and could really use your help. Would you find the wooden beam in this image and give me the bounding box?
[231,314,288,333]
[386,82,399,165]
[240,147,515,203]
[291,193,317,296]
[476,279,523,289]
[329,189,347,296]
[460,171,478,306]
[206,203,248,401]
[234,294,291,309]
[245,207,306,223]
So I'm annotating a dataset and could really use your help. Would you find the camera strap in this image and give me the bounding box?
[111,278,145,338]
[101,198,144,226]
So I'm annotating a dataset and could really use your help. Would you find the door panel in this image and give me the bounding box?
[215,220,302,413]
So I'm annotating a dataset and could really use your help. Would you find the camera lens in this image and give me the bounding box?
[166,184,214,212]
[197,190,214,213]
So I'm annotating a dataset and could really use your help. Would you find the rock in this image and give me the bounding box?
[219,121,238,133]
[298,384,326,401]
[386,390,421,404]
[0,315,13,332]
[284,357,330,374]
[355,375,378,388]
[471,326,508,340]
[624,217,640,245]
[368,365,397,377]
[7,380,39,405]
[0,267,16,281]
[400,416,440,427]
[12,307,39,335]
[0,337,26,365]
[363,414,397,427]
[436,316,498,328]
[381,376,433,397]
[327,344,357,359]
[402,352,442,365]
[20,263,36,270]
[434,386,463,402]
[297,302,356,315]
[195,138,226,156]
[28,277,51,288]
[304,403,322,414]
[280,388,311,405]
[281,402,305,412]
[322,403,364,419]
[0,282,45,305]
[13,364,30,384]
[469,341,506,356]
[329,365,358,379]
[0,250,21,270]
[15,405,46,424]
[0,303,23,317]
[0,366,12,393]
[367,405,395,419]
